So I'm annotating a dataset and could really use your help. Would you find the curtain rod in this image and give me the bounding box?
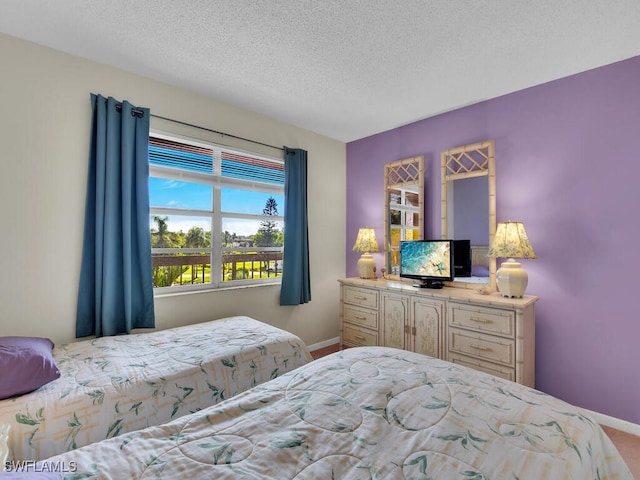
[151,113,284,152]
[112,100,285,153]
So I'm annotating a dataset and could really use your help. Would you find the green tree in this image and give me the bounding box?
[150,216,188,287]
[222,230,232,248]
[254,197,280,247]
[151,216,170,247]
[254,196,283,274]
[185,227,208,248]
[184,227,209,284]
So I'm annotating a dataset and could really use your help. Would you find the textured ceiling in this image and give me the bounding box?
[1,0,640,142]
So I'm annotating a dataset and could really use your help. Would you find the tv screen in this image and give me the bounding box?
[400,240,454,289]
[453,239,472,277]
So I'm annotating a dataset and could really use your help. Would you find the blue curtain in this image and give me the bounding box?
[76,94,155,338]
[279,148,311,305]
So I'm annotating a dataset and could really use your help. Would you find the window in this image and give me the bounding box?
[148,132,285,291]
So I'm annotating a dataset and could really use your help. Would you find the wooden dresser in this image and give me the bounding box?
[339,278,538,387]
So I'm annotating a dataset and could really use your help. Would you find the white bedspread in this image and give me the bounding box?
[36,346,632,479]
[0,316,311,461]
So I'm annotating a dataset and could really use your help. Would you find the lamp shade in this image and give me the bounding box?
[488,222,536,298]
[352,228,379,254]
[353,228,379,279]
[488,222,536,259]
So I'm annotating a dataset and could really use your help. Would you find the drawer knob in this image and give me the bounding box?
[354,335,366,341]
[354,295,367,301]
[470,343,491,351]
[353,315,367,320]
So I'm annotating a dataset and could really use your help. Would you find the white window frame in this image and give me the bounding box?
[149,130,285,294]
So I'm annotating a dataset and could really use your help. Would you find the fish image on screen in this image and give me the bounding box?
[399,240,454,289]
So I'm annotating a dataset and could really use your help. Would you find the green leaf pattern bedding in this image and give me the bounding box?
[0,316,312,461]
[39,347,632,479]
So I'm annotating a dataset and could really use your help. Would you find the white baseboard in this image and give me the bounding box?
[579,407,640,437]
[307,337,340,352]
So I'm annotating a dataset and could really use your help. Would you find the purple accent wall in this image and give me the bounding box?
[346,55,640,424]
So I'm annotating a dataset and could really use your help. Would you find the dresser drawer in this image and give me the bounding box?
[447,327,514,367]
[448,303,515,337]
[448,352,515,382]
[344,304,378,330]
[343,286,379,309]
[343,324,378,347]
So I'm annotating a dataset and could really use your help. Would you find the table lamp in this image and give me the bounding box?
[488,221,536,298]
[352,228,379,279]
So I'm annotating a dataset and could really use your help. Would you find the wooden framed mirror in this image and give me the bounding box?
[384,156,424,276]
[441,140,496,290]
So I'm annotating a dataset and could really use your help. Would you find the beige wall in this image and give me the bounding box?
[0,33,346,346]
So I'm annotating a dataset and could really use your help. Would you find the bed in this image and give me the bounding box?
[34,346,632,479]
[0,316,312,462]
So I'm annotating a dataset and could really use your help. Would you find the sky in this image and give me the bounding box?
[149,177,284,237]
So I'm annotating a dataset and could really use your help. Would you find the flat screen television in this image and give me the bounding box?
[399,239,454,289]
[453,239,472,277]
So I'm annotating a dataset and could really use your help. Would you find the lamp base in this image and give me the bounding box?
[357,253,376,279]
[496,259,528,298]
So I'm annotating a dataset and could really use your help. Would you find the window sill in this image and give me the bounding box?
[153,281,281,298]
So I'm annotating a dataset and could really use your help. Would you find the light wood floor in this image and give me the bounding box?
[310,343,340,360]
[601,425,640,477]
[310,344,639,477]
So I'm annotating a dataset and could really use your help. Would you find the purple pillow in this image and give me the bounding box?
[0,472,62,479]
[0,337,61,400]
